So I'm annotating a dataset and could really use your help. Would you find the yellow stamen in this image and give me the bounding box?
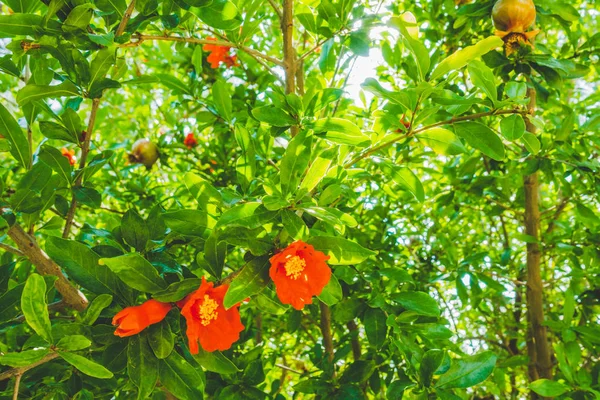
[198,295,218,326]
[284,255,306,280]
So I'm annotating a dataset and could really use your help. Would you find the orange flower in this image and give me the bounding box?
[61,148,77,166]
[203,38,237,69]
[112,299,172,337]
[179,278,244,353]
[184,133,198,149]
[269,240,331,310]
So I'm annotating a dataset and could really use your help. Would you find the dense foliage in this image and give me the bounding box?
[0,0,599,398]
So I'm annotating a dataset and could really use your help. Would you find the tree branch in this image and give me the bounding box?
[343,109,528,168]
[63,98,101,238]
[121,35,285,66]
[0,353,59,382]
[267,0,282,19]
[346,320,361,361]
[12,373,21,400]
[8,224,88,311]
[115,0,136,37]
[319,301,334,363]
[0,241,24,257]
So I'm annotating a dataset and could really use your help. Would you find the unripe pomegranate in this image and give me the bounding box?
[128,139,160,170]
[492,0,539,55]
[492,0,536,33]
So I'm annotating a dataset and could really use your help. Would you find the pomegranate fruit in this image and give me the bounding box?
[128,139,160,170]
[492,0,539,55]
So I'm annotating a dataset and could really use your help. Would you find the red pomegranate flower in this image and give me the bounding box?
[179,278,244,353]
[112,299,172,337]
[184,133,198,149]
[203,38,237,69]
[269,240,332,310]
[61,148,77,166]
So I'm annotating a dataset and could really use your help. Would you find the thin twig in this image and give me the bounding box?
[344,109,528,168]
[275,363,303,374]
[545,197,570,235]
[115,0,136,37]
[0,242,24,257]
[120,35,285,66]
[7,224,88,311]
[12,373,21,400]
[267,0,283,19]
[298,38,329,61]
[0,353,60,382]
[63,98,101,238]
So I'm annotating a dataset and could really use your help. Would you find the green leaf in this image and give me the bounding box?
[192,46,203,73]
[0,102,30,169]
[281,209,309,241]
[306,236,375,265]
[155,74,190,95]
[89,47,117,91]
[46,236,130,301]
[39,145,72,184]
[216,202,278,230]
[63,4,94,30]
[417,127,466,155]
[73,187,102,208]
[0,14,43,37]
[317,274,343,306]
[17,81,80,106]
[363,308,387,349]
[121,209,149,252]
[147,321,174,359]
[467,60,497,103]
[454,121,505,161]
[81,294,113,325]
[39,121,78,143]
[223,255,270,309]
[193,348,240,374]
[203,232,227,279]
[162,209,217,237]
[57,335,92,351]
[391,291,441,317]
[58,351,114,379]
[183,172,222,214]
[430,36,504,81]
[299,148,336,193]
[280,130,313,195]
[529,379,570,396]
[195,0,241,30]
[21,273,53,344]
[312,118,370,146]
[521,132,540,155]
[213,80,232,122]
[500,114,525,140]
[435,351,497,389]
[0,349,51,367]
[152,278,201,302]
[234,124,256,191]
[0,284,25,323]
[389,165,425,202]
[101,253,167,293]
[340,360,377,384]
[128,334,158,398]
[159,351,205,400]
[251,105,297,127]
[420,349,444,387]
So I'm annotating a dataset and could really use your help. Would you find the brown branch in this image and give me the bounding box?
[545,197,570,235]
[282,0,296,94]
[346,320,361,361]
[115,0,136,37]
[12,373,21,400]
[0,353,59,382]
[267,0,282,19]
[343,109,528,168]
[0,241,24,257]
[120,35,285,66]
[63,98,101,238]
[298,38,328,61]
[8,224,88,311]
[522,85,553,381]
[319,301,334,363]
